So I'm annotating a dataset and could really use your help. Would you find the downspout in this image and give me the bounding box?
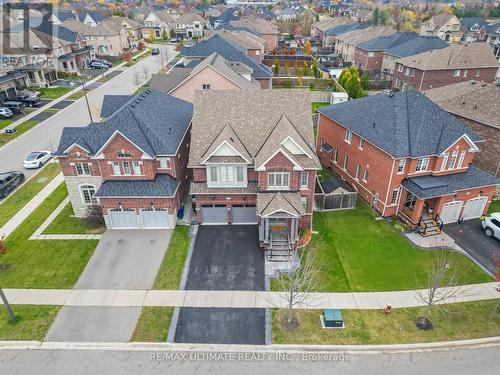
[382,157,397,217]
[418,69,426,91]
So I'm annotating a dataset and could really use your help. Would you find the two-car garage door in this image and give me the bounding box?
[108,208,170,229]
[200,205,257,225]
[440,197,488,224]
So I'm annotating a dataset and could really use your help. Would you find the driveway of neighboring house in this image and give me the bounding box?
[45,230,172,342]
[175,225,266,345]
[445,220,498,275]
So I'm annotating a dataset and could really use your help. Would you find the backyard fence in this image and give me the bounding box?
[314,192,357,211]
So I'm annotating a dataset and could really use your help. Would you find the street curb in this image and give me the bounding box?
[1,336,500,354]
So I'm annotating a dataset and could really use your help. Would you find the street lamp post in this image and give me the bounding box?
[0,288,15,322]
[79,68,94,123]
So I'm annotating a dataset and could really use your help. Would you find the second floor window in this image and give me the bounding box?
[363,169,369,182]
[112,161,120,175]
[123,161,131,175]
[159,158,170,168]
[457,151,466,169]
[453,70,461,77]
[75,163,91,176]
[268,171,289,189]
[133,161,141,175]
[448,150,459,169]
[202,84,211,90]
[359,138,364,149]
[208,165,245,186]
[300,172,308,189]
[397,159,405,173]
[355,164,360,179]
[345,129,352,144]
[441,153,449,171]
[343,155,349,170]
[415,158,429,172]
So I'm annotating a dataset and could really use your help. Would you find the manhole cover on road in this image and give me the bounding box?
[37,177,48,184]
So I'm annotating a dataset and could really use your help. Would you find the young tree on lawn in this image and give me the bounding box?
[142,65,150,80]
[415,251,466,330]
[162,29,169,40]
[0,235,7,270]
[302,61,310,76]
[133,70,142,88]
[311,56,319,78]
[273,58,280,75]
[137,40,146,51]
[276,250,320,328]
[0,236,15,322]
[121,50,132,63]
[303,40,312,56]
[85,204,105,227]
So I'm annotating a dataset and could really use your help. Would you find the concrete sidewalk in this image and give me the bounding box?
[0,172,64,238]
[1,282,498,309]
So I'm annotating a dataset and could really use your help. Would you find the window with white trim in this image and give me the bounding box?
[363,169,369,182]
[359,138,364,149]
[457,150,466,168]
[391,188,399,205]
[112,161,121,175]
[75,163,91,176]
[133,161,141,175]
[475,69,480,77]
[463,69,468,77]
[345,129,352,144]
[415,158,429,172]
[301,196,308,211]
[397,159,405,173]
[453,69,460,77]
[343,155,349,170]
[395,78,400,88]
[334,148,339,163]
[207,165,246,187]
[397,64,403,72]
[202,84,211,90]
[300,172,308,189]
[355,164,360,179]
[448,150,458,169]
[268,171,290,189]
[441,153,449,171]
[159,158,170,168]
[80,185,96,205]
[123,161,131,175]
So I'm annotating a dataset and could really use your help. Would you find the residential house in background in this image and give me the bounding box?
[392,43,499,92]
[480,22,500,58]
[142,11,176,40]
[381,36,448,76]
[317,91,499,235]
[149,52,260,102]
[180,34,273,88]
[460,17,489,42]
[419,14,462,42]
[425,81,500,178]
[79,10,106,27]
[49,10,77,25]
[276,8,297,22]
[230,17,279,52]
[322,22,367,48]
[0,70,29,103]
[54,90,193,230]
[189,90,320,256]
[354,32,417,74]
[109,16,143,41]
[174,13,207,39]
[335,26,394,63]
[311,17,351,41]
[207,29,265,61]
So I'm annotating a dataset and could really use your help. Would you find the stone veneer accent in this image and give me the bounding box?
[64,176,103,217]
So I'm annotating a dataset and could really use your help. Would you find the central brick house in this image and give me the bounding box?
[55,89,193,229]
[317,91,499,235]
[189,90,321,255]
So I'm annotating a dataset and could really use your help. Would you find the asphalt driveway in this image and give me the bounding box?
[445,219,498,275]
[46,230,172,342]
[175,225,266,345]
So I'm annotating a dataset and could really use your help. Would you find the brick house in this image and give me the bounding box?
[335,26,395,63]
[189,90,320,255]
[317,91,499,235]
[54,89,193,229]
[180,34,273,89]
[419,14,462,42]
[392,43,499,92]
[425,80,500,179]
[206,29,265,61]
[230,17,278,52]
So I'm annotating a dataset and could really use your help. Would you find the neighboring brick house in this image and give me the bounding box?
[54,90,193,229]
[317,91,499,235]
[174,13,207,39]
[180,34,273,89]
[354,32,417,74]
[392,43,499,92]
[149,52,259,102]
[230,17,278,52]
[335,26,394,63]
[206,29,265,61]
[142,11,176,40]
[322,22,368,48]
[419,14,462,42]
[425,80,500,179]
[310,17,350,42]
[189,90,320,256]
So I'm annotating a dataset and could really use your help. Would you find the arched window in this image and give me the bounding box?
[80,185,96,205]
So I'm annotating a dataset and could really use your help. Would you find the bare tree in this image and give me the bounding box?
[276,249,320,328]
[133,70,142,88]
[415,251,466,330]
[142,65,150,81]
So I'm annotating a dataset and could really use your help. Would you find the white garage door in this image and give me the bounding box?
[462,197,488,221]
[440,201,463,224]
[201,205,228,224]
[108,208,138,229]
[141,208,170,228]
[232,205,257,224]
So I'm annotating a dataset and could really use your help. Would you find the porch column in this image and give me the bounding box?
[264,218,269,243]
[411,198,425,223]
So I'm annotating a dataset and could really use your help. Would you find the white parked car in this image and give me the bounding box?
[22,151,52,169]
[481,212,500,240]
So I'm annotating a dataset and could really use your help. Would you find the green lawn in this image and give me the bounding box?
[0,183,97,288]
[132,84,148,96]
[43,202,106,235]
[273,201,491,292]
[0,119,14,130]
[0,120,40,147]
[0,305,60,341]
[131,307,174,342]
[311,101,329,113]
[273,300,500,345]
[153,226,190,289]
[488,199,500,214]
[66,90,86,100]
[35,86,73,99]
[0,163,61,228]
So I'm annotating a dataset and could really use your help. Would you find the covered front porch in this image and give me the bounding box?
[398,189,444,236]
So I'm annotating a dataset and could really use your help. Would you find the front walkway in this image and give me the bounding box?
[2,282,498,310]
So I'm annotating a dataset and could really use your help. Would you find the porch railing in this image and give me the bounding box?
[417,214,444,236]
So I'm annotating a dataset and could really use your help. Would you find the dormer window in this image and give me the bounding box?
[448,150,459,169]
[415,158,429,172]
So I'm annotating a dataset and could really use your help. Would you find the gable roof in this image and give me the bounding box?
[422,14,457,31]
[257,192,305,217]
[384,36,448,58]
[180,34,272,78]
[325,22,368,36]
[425,80,500,130]
[149,68,193,93]
[190,90,320,169]
[79,11,106,23]
[318,90,481,158]
[336,26,395,46]
[483,22,500,36]
[460,17,488,32]
[208,29,264,50]
[357,32,417,52]
[55,89,193,157]
[230,17,278,35]
[397,43,499,70]
[100,95,134,118]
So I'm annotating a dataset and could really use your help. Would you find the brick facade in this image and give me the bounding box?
[354,48,385,72]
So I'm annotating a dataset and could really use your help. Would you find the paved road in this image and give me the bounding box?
[0,46,173,182]
[445,220,499,274]
[0,346,498,375]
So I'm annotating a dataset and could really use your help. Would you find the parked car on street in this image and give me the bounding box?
[2,101,25,114]
[92,58,112,68]
[89,61,109,69]
[170,37,179,43]
[0,107,13,119]
[22,151,52,169]
[481,212,500,240]
[152,48,160,55]
[0,171,24,198]
[12,93,42,107]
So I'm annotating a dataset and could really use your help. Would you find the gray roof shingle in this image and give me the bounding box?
[318,90,482,158]
[384,36,448,58]
[401,166,499,199]
[100,95,134,117]
[94,174,179,197]
[357,32,417,52]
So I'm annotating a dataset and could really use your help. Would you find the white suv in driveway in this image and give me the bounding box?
[481,212,500,240]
